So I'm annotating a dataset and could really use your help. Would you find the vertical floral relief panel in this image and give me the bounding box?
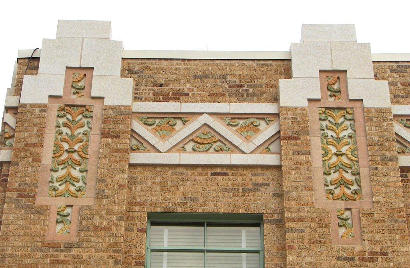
[309,71,372,244]
[36,68,103,241]
[49,105,93,198]
[319,107,361,201]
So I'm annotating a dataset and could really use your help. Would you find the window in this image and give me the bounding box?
[146,213,264,268]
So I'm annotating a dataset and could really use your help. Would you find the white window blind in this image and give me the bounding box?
[148,219,262,268]
[206,226,260,248]
[151,225,204,247]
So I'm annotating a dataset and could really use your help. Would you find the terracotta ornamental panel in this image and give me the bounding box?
[309,71,372,244]
[36,68,103,241]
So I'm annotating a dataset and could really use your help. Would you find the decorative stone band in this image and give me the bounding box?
[130,153,280,166]
[132,102,279,114]
[130,102,281,166]
[17,49,410,62]
[392,105,410,167]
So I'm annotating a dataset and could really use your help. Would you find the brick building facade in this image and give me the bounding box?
[0,21,408,267]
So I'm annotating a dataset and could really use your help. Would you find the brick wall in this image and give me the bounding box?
[122,59,291,103]
[14,58,40,98]
[400,167,410,231]
[280,106,409,267]
[0,162,10,231]
[0,59,408,266]
[374,62,410,105]
[0,104,131,266]
[0,104,49,265]
[125,166,286,267]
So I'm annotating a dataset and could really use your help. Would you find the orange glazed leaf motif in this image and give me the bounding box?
[49,105,93,197]
[320,108,361,201]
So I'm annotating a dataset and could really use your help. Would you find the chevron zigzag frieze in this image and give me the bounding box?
[394,122,410,143]
[130,102,281,166]
[131,114,280,154]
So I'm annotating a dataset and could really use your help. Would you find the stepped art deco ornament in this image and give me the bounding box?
[308,71,373,244]
[36,68,103,241]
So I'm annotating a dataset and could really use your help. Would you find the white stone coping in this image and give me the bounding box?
[392,105,410,115]
[399,156,410,167]
[0,150,12,162]
[131,115,280,154]
[132,102,279,114]
[17,49,410,61]
[394,122,410,143]
[122,50,291,59]
[129,153,280,166]
[3,113,16,129]
[5,96,19,108]
[372,53,410,62]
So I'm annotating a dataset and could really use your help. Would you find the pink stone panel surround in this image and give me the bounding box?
[35,68,103,241]
[308,71,371,245]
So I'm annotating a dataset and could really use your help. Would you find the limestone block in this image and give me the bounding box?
[231,154,281,166]
[252,122,280,147]
[302,24,356,42]
[291,42,332,78]
[392,105,410,115]
[0,150,12,162]
[81,39,123,76]
[166,121,202,149]
[131,120,159,147]
[394,122,410,142]
[238,142,258,154]
[91,76,133,106]
[38,38,82,75]
[155,141,172,153]
[180,153,230,165]
[207,119,243,148]
[57,20,111,39]
[229,103,278,113]
[279,78,321,107]
[129,153,179,165]
[181,103,230,113]
[331,43,374,78]
[399,156,410,167]
[348,79,390,107]
[20,74,65,103]
[6,88,13,96]
[5,96,19,107]
[132,102,181,113]
[3,113,16,128]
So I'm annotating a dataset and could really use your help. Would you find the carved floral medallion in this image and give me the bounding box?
[182,130,231,152]
[224,117,275,140]
[139,117,190,138]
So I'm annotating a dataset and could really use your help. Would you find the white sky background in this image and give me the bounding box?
[0,0,409,120]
